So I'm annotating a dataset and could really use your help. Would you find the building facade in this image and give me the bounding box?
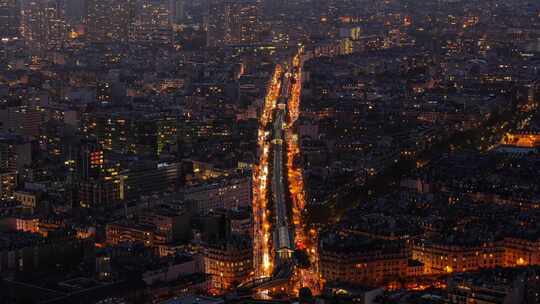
[0,0,20,41]
[201,238,252,292]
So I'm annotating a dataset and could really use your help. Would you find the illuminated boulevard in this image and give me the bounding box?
[245,49,321,299]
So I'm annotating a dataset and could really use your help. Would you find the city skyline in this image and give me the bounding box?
[0,0,539,304]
